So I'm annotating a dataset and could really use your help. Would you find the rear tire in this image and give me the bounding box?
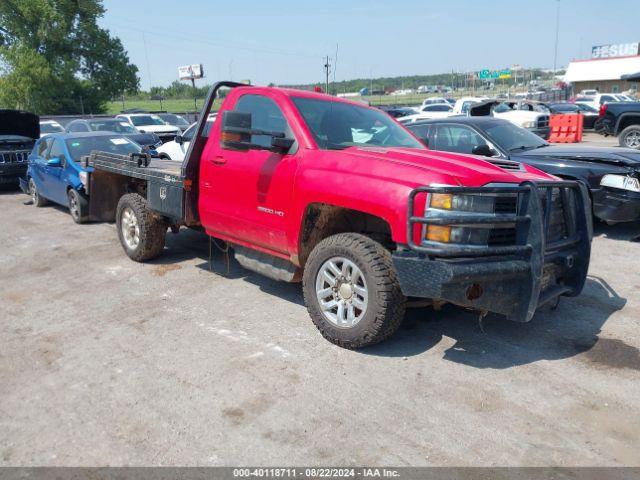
[302,233,406,349]
[116,193,166,262]
[619,125,640,149]
[68,189,89,224]
[29,178,47,207]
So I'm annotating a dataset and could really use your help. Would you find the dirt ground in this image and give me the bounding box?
[1,185,639,466]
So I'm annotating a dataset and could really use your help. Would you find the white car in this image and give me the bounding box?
[453,97,550,138]
[156,120,214,162]
[115,113,181,142]
[574,93,632,110]
[422,97,450,107]
[39,120,65,137]
[398,103,453,124]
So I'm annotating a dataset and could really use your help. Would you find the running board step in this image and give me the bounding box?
[233,246,302,283]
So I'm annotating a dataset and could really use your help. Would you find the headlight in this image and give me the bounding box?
[424,193,497,244]
[522,121,536,129]
[79,171,89,194]
[600,174,640,192]
[429,193,495,212]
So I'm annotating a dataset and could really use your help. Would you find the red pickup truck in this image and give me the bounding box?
[84,81,592,348]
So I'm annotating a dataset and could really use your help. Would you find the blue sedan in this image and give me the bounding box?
[22,132,143,223]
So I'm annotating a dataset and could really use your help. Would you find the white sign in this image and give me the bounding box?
[178,64,204,80]
[591,42,639,59]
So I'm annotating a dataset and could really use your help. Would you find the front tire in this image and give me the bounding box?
[29,178,47,207]
[116,193,166,262]
[68,189,89,224]
[619,125,640,149]
[302,233,406,349]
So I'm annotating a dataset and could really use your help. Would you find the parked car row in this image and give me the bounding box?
[404,116,640,225]
[38,112,193,147]
[6,83,596,349]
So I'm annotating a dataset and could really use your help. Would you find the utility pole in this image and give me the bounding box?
[553,0,560,73]
[324,56,331,94]
[191,78,197,111]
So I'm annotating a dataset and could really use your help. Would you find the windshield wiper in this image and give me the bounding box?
[509,145,531,152]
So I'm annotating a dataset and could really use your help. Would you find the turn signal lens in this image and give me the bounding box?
[430,193,452,209]
[221,131,242,142]
[425,225,451,243]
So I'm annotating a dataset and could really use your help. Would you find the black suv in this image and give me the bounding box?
[0,110,39,186]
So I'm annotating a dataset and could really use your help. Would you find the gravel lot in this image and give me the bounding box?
[1,178,639,467]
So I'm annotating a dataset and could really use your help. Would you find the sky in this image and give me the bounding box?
[100,0,640,90]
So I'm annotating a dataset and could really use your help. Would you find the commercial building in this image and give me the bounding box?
[564,42,640,94]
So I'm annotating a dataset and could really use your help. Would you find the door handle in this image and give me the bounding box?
[212,156,227,165]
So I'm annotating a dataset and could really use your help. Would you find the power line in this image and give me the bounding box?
[108,20,323,60]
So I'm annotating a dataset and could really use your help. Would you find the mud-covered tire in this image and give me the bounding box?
[302,233,406,349]
[619,125,640,149]
[29,178,47,207]
[68,188,89,224]
[116,193,166,262]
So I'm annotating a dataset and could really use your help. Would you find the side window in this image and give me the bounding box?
[37,138,52,157]
[409,124,430,146]
[232,94,293,149]
[47,139,66,161]
[434,125,487,154]
[183,125,196,142]
[600,95,614,104]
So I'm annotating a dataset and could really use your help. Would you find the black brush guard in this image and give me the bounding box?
[392,180,592,322]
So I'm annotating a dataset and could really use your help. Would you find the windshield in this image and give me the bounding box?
[89,120,137,134]
[423,105,451,112]
[551,104,579,112]
[129,115,166,127]
[40,122,64,134]
[577,103,598,112]
[292,97,424,150]
[65,136,141,162]
[483,122,547,152]
[159,114,190,126]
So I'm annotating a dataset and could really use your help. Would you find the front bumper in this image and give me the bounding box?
[594,118,613,136]
[0,162,27,184]
[593,187,640,223]
[394,181,592,322]
[529,127,550,139]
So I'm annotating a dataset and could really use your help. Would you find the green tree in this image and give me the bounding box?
[0,0,139,114]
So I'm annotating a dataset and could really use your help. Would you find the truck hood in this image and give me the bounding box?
[125,132,160,147]
[0,110,40,139]
[518,145,640,169]
[326,146,556,187]
[469,100,545,121]
[136,125,180,134]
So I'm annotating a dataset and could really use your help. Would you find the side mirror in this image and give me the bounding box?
[46,156,63,167]
[175,135,184,145]
[471,144,496,157]
[221,111,293,154]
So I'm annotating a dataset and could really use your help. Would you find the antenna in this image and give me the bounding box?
[323,55,331,94]
[333,43,339,91]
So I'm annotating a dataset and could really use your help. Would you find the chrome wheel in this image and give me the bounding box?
[624,131,640,149]
[68,191,79,219]
[121,207,140,250]
[315,256,368,328]
[29,178,38,204]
